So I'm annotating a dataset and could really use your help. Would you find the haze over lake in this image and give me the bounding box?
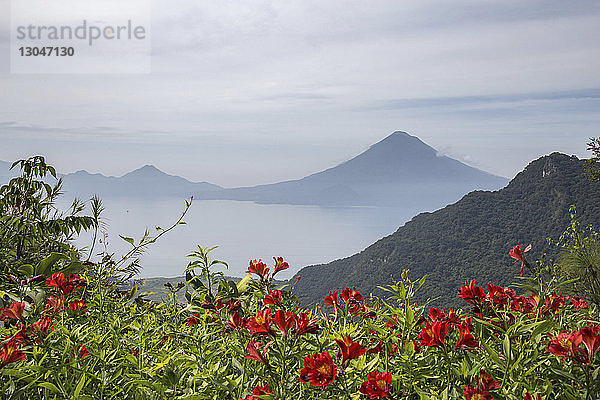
[68,197,423,280]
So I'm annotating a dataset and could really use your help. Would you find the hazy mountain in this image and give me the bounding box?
[291,152,600,307]
[0,160,221,198]
[205,131,508,207]
[59,165,221,199]
[1,132,508,208]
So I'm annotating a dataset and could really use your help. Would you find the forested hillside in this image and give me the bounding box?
[292,153,600,307]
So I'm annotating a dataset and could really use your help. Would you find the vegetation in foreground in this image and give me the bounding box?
[0,156,599,399]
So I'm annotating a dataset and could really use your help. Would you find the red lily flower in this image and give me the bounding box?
[0,341,26,367]
[273,257,289,275]
[187,312,202,326]
[548,331,584,361]
[427,308,446,322]
[458,280,486,305]
[324,291,338,307]
[263,289,283,307]
[244,340,270,367]
[299,351,337,390]
[1,302,25,322]
[247,308,273,335]
[418,320,450,347]
[571,297,589,309]
[335,336,366,365]
[463,385,493,400]
[524,393,542,400]
[543,291,567,315]
[341,287,363,303]
[486,285,509,307]
[247,259,270,279]
[359,371,392,398]
[455,325,479,350]
[68,274,86,290]
[273,310,295,336]
[477,370,500,391]
[77,344,89,359]
[509,244,531,276]
[242,384,273,400]
[580,324,600,361]
[295,312,320,336]
[68,299,87,314]
[45,295,65,315]
[226,311,247,331]
[46,272,67,291]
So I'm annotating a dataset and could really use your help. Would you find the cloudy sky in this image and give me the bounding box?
[1,0,599,187]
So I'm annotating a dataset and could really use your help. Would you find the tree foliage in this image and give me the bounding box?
[585,137,600,180]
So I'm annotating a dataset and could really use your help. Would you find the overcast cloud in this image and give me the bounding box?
[1,0,599,186]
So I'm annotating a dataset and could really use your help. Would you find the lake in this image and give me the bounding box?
[68,197,425,280]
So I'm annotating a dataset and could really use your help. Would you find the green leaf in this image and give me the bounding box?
[36,252,64,275]
[74,374,86,397]
[38,382,61,393]
[120,235,135,245]
[482,340,504,368]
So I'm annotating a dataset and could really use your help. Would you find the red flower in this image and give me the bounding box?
[29,316,53,342]
[77,344,89,359]
[324,291,338,308]
[294,312,320,336]
[263,289,283,307]
[341,287,363,313]
[242,384,273,400]
[335,336,366,365]
[458,280,486,305]
[580,324,600,361]
[187,312,202,326]
[509,244,531,276]
[45,295,65,315]
[299,351,337,390]
[273,310,295,336]
[46,273,67,290]
[0,341,26,367]
[273,257,289,276]
[570,297,589,309]
[1,302,25,322]
[418,320,450,347]
[455,325,479,350]
[68,299,87,314]
[247,308,273,335]
[548,331,584,361]
[68,274,86,290]
[226,311,247,331]
[463,385,493,400]
[486,285,509,307]
[341,287,363,303]
[427,308,446,322]
[477,370,500,391]
[524,393,542,400]
[131,348,140,357]
[46,273,85,295]
[244,340,269,366]
[541,291,566,315]
[359,371,392,398]
[247,259,270,279]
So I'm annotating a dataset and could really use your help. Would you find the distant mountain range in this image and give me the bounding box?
[204,132,508,207]
[291,153,600,307]
[0,132,509,209]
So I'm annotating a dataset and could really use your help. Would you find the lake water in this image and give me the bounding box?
[67,197,425,280]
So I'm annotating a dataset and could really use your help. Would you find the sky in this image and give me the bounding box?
[1,0,600,187]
